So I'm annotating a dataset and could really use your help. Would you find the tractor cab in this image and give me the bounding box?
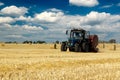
[68,29,89,47]
[70,29,88,39]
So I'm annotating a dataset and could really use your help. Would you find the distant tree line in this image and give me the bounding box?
[109,39,116,43]
[23,40,46,44]
[5,41,17,44]
[4,40,46,44]
[55,40,60,44]
[3,39,117,44]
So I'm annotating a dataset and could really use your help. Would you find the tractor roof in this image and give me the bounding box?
[71,28,86,32]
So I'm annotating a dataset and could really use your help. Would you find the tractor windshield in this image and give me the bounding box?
[74,32,81,39]
[70,31,83,39]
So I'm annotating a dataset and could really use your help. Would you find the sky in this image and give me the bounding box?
[0,0,120,42]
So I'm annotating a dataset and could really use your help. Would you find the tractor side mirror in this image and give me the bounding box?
[66,30,68,35]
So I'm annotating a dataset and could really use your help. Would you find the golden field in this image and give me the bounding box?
[0,43,120,80]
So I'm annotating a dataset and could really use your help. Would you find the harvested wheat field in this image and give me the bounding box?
[0,43,120,80]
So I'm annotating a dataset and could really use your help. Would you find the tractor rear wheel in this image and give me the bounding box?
[82,43,89,52]
[75,43,81,52]
[61,42,67,51]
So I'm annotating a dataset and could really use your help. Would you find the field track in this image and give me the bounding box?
[0,43,120,80]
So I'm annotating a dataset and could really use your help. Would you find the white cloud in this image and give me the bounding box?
[48,8,62,12]
[100,4,113,9]
[34,9,64,22]
[56,11,111,29]
[0,8,120,42]
[0,24,12,30]
[84,11,110,25]
[15,16,33,22]
[5,35,25,39]
[0,17,15,24]
[0,24,44,42]
[33,9,120,33]
[16,16,28,21]
[0,5,28,17]
[69,0,99,7]
[22,25,43,31]
[36,10,120,41]
[0,2,4,6]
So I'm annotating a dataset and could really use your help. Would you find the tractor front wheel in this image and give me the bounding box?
[75,43,81,52]
[61,42,67,51]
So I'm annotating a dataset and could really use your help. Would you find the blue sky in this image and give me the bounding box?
[0,0,120,42]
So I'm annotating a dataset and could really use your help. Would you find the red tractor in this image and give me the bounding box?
[61,29,99,52]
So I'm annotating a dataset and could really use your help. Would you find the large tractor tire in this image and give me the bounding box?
[61,42,67,51]
[82,43,89,52]
[69,47,74,52]
[75,43,81,52]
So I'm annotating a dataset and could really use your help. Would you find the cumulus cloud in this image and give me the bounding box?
[33,9,119,41]
[0,5,28,17]
[56,11,112,29]
[22,25,43,31]
[84,11,110,25]
[34,9,64,22]
[0,17,15,24]
[69,0,99,7]
[0,8,120,42]
[37,10,120,41]
[15,16,33,22]
[0,2,4,6]
[0,24,45,42]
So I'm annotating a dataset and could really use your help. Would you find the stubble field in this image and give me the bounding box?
[0,43,120,80]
